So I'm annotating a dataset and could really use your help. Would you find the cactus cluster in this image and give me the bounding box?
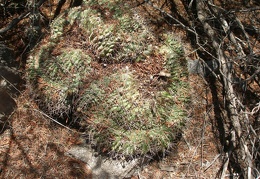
[27,2,189,157]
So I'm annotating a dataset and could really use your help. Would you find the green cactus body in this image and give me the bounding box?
[27,3,189,157]
[28,48,92,116]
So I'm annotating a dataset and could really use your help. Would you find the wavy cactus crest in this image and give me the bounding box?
[27,3,189,157]
[84,68,186,156]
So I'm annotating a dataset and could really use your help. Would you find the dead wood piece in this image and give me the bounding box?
[196,1,256,178]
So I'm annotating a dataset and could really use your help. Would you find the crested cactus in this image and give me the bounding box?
[27,2,189,157]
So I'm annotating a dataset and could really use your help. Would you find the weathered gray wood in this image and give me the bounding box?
[196,1,254,178]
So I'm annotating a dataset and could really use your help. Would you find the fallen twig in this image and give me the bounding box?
[31,108,75,132]
[204,154,221,172]
[220,152,230,179]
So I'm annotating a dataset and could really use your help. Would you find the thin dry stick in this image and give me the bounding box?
[31,108,76,132]
[220,152,230,179]
[201,112,206,168]
[204,154,221,172]
[144,0,196,35]
[0,75,22,94]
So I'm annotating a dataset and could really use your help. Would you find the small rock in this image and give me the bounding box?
[187,58,218,76]
[187,59,203,75]
[66,145,141,179]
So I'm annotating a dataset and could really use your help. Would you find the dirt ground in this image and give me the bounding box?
[0,91,92,178]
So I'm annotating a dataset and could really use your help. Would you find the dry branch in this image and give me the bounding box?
[141,0,259,178]
[0,0,47,35]
[0,11,30,34]
[196,1,257,178]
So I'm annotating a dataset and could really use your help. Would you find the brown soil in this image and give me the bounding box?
[0,92,92,178]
